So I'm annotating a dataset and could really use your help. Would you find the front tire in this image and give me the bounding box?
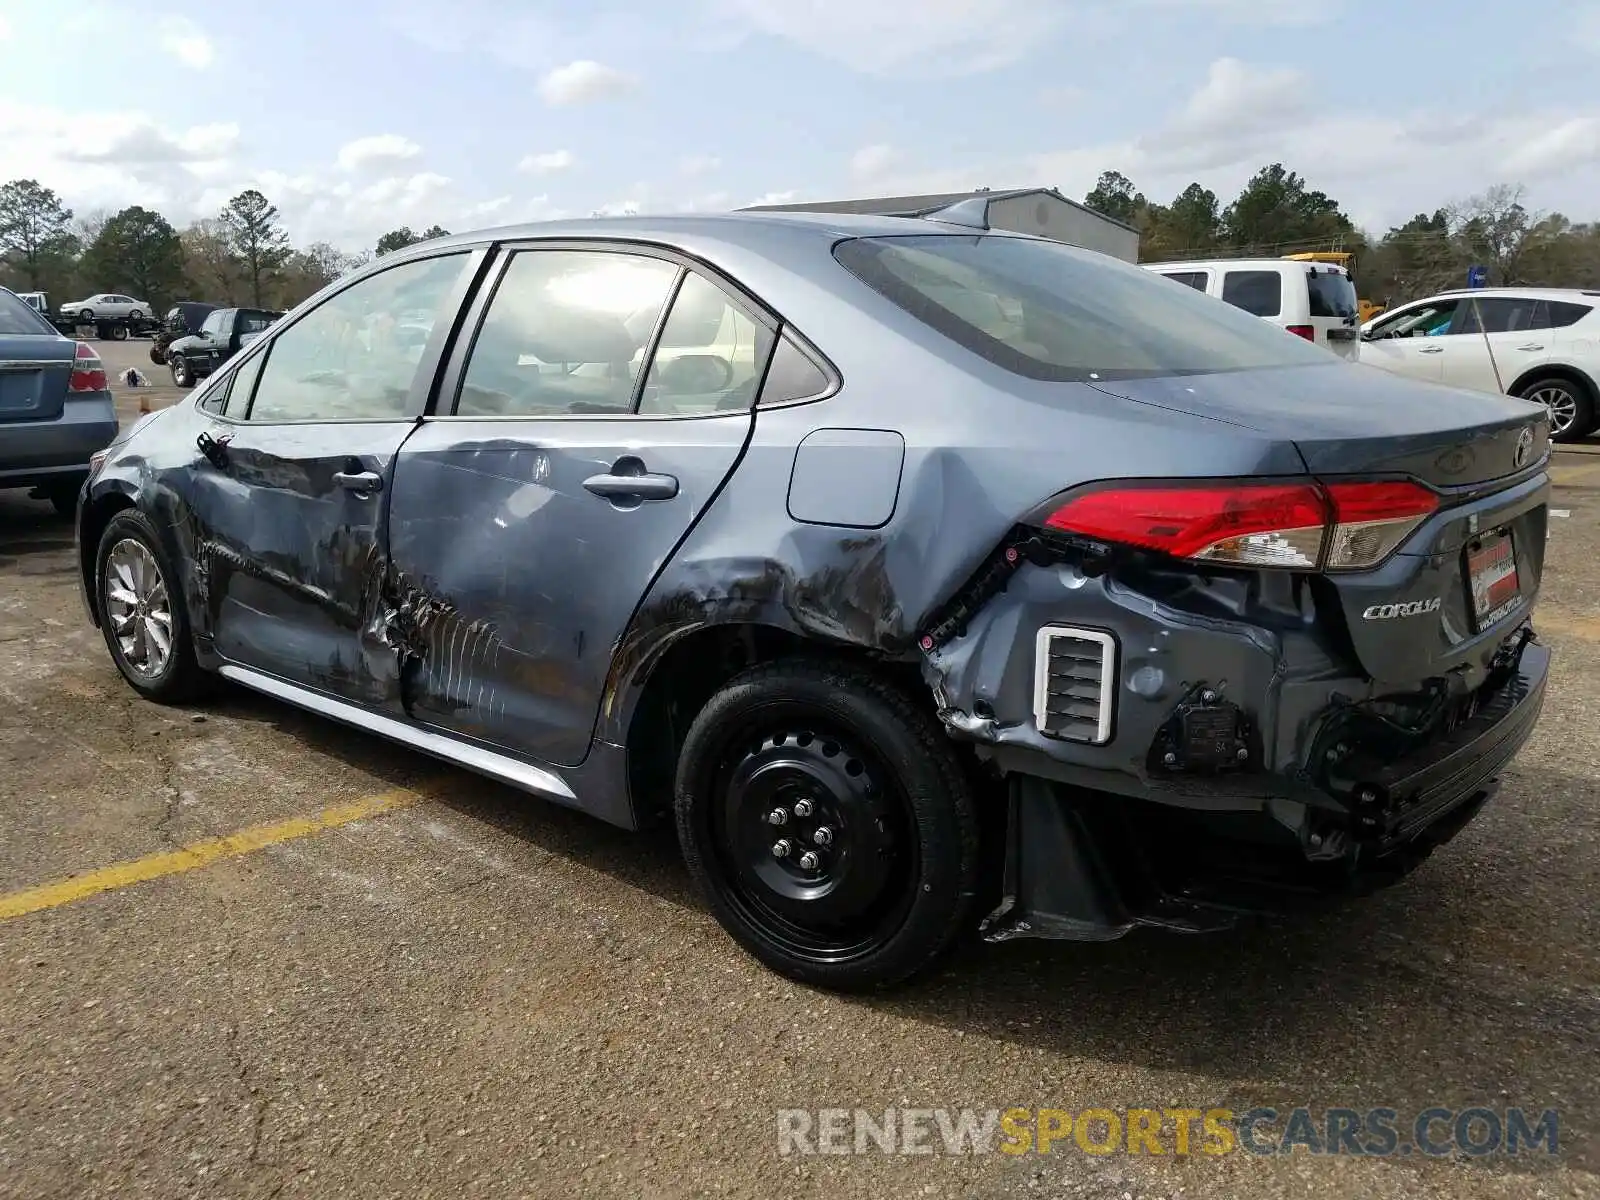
[95,509,208,704]
[170,356,192,388]
[674,659,982,991]
[78,308,94,322]
[1519,375,1596,443]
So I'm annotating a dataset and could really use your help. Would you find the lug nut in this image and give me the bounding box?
[766,808,789,826]
[798,851,821,870]
[813,826,834,847]
[771,839,793,858]
[793,799,815,818]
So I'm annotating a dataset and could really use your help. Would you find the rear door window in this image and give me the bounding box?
[1306,270,1358,319]
[454,249,679,417]
[1220,271,1284,317]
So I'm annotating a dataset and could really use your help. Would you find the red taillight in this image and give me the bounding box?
[1040,479,1440,571]
[1286,324,1315,341]
[68,342,107,393]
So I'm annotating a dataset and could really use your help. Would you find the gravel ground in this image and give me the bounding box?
[1,338,1598,1199]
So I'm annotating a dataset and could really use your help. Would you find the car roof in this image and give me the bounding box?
[384,210,1040,259]
[1141,258,1338,273]
[1398,286,1600,304]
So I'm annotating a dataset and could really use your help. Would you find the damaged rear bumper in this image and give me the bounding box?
[979,634,1548,942]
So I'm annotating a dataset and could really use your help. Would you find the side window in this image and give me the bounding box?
[455,250,678,417]
[239,311,274,334]
[758,333,832,407]
[1455,297,1543,335]
[1548,301,1594,329]
[197,367,234,414]
[1159,271,1209,292]
[638,272,774,416]
[1220,271,1283,317]
[246,252,468,424]
[1376,300,1459,338]
[200,310,226,337]
[227,347,269,418]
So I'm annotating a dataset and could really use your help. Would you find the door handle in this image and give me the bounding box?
[1516,343,1545,352]
[583,471,679,501]
[583,455,678,503]
[1418,345,1444,354]
[333,469,383,494]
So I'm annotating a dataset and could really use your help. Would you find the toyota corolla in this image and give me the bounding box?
[76,208,1552,990]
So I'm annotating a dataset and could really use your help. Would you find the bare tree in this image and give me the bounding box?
[1447,184,1548,286]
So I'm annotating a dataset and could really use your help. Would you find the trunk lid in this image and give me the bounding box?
[1090,364,1550,684]
[0,334,75,424]
[1089,363,1547,490]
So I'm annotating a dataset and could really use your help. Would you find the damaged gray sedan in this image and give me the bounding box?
[76,209,1552,990]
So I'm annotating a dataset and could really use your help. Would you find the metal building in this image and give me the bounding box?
[740,186,1141,263]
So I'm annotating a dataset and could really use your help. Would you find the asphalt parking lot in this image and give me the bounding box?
[3,337,1600,1200]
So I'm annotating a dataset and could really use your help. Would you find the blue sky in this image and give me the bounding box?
[2,0,1599,252]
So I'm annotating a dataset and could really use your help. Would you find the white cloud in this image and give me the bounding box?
[0,15,11,41]
[711,0,1068,76]
[519,149,575,174]
[747,190,798,207]
[539,60,638,105]
[850,144,900,180]
[680,154,722,177]
[158,17,215,69]
[337,134,422,172]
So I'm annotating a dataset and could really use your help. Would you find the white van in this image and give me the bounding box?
[1141,258,1361,360]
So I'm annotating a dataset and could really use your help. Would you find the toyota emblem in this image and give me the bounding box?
[1514,425,1535,469]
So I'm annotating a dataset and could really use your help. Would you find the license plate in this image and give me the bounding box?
[1467,530,1521,629]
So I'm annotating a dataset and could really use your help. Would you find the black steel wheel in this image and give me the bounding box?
[675,659,982,991]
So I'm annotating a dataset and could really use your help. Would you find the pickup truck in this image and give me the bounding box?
[165,307,282,387]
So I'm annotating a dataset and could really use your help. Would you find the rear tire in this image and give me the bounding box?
[94,509,209,704]
[674,658,982,991]
[1518,374,1595,443]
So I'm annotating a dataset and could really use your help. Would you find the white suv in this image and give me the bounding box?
[58,293,150,322]
[1142,258,1361,360]
[1359,288,1600,442]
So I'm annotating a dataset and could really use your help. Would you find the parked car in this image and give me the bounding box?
[149,302,220,366]
[164,307,282,387]
[77,213,1552,991]
[0,287,117,514]
[1143,257,1362,359]
[1358,287,1600,442]
[58,293,150,322]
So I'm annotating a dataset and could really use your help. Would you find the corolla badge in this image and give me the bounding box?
[1362,598,1443,620]
[1514,425,1535,469]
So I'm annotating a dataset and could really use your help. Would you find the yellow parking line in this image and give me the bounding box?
[0,789,425,922]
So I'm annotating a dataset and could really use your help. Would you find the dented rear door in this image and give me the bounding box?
[383,245,772,768]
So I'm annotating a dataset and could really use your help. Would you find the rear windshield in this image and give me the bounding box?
[832,235,1334,382]
[0,290,55,335]
[1307,269,1359,319]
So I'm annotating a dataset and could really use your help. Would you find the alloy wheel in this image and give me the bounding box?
[104,538,174,680]
[1528,383,1579,437]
